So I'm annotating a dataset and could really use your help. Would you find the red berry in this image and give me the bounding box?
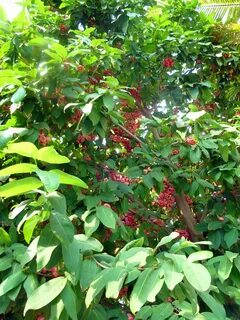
[36,314,45,320]
[185,137,197,145]
[118,287,128,298]
[162,57,174,68]
[59,24,68,33]
[172,149,179,155]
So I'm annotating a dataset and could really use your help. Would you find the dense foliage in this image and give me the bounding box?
[0,0,240,319]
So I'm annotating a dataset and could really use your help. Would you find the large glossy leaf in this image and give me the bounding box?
[74,234,103,253]
[130,268,164,313]
[105,267,127,299]
[36,226,59,271]
[0,177,43,198]
[24,277,67,315]
[36,147,69,164]
[163,261,184,290]
[5,142,38,158]
[183,261,211,292]
[0,163,37,177]
[188,251,213,263]
[50,211,74,245]
[62,242,82,283]
[199,292,226,320]
[96,205,117,229]
[61,283,78,320]
[0,271,26,296]
[85,269,112,308]
[47,192,67,215]
[11,87,26,103]
[51,169,88,188]
[36,169,60,192]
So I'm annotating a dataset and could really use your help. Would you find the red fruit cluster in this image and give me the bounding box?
[121,212,139,229]
[41,267,59,278]
[204,103,217,112]
[36,314,45,320]
[185,137,197,145]
[153,180,176,210]
[109,170,133,185]
[171,149,180,155]
[77,134,95,144]
[59,24,68,33]
[70,109,82,123]
[38,131,51,146]
[110,111,142,152]
[118,287,128,298]
[129,86,142,105]
[162,57,174,68]
[103,69,113,76]
[175,229,190,239]
[88,76,102,85]
[185,194,193,206]
[110,135,132,152]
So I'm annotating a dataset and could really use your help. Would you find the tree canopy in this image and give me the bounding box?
[0,0,240,319]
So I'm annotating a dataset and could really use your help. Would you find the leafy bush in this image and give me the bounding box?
[0,0,240,319]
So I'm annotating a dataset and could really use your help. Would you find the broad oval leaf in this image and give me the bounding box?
[50,169,88,188]
[0,271,26,296]
[5,142,38,158]
[96,206,117,229]
[50,211,74,245]
[0,177,43,198]
[74,234,103,253]
[11,87,26,103]
[35,169,60,192]
[24,277,67,315]
[188,251,213,263]
[0,163,37,177]
[183,261,211,292]
[130,268,164,313]
[36,146,70,164]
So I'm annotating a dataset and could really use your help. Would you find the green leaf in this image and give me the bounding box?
[74,234,103,252]
[62,241,82,283]
[0,271,26,296]
[135,306,152,320]
[23,215,41,244]
[36,147,70,164]
[0,163,37,177]
[190,147,201,163]
[105,267,127,299]
[47,192,66,215]
[80,258,101,290]
[36,169,60,192]
[130,268,164,313]
[103,94,115,111]
[50,169,88,188]
[23,274,39,298]
[188,251,213,263]
[84,214,100,236]
[154,232,179,251]
[0,228,11,246]
[36,226,59,271]
[24,277,67,315]
[199,292,226,320]
[151,303,173,320]
[61,283,78,320]
[163,261,184,290]
[0,256,12,272]
[224,229,238,248]
[5,142,38,158]
[0,177,43,198]
[85,269,112,308]
[183,261,211,292]
[218,255,232,283]
[186,110,206,121]
[96,206,117,229]
[11,87,26,103]
[50,211,74,245]
[196,179,214,190]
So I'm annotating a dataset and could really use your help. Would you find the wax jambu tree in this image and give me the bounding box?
[0,0,240,319]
